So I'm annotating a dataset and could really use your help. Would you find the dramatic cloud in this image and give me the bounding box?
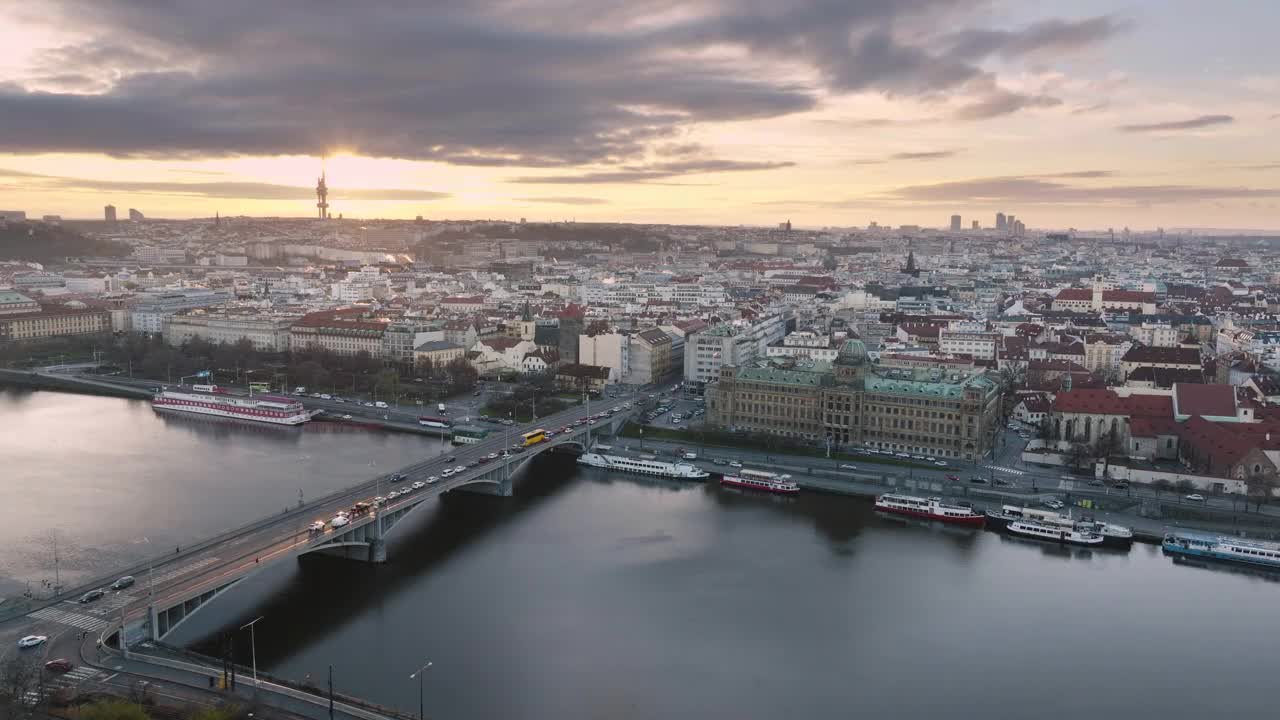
[886,174,1280,204]
[0,1,1125,169]
[1118,114,1234,133]
[0,168,447,201]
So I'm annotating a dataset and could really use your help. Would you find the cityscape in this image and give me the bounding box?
[3,2,1280,720]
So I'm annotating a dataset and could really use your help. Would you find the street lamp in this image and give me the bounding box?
[240,616,264,687]
[409,661,433,720]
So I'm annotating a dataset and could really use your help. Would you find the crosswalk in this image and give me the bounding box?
[23,666,102,705]
[28,606,112,632]
[984,465,1027,476]
[82,592,137,617]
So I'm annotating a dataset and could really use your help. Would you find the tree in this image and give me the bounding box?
[1067,442,1091,471]
[1245,473,1278,513]
[1174,479,1195,496]
[372,368,400,399]
[293,360,328,390]
[1152,478,1173,501]
[0,656,42,719]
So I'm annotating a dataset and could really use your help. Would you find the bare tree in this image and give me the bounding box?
[1152,478,1173,502]
[0,655,43,720]
[1245,474,1278,513]
[1067,442,1092,471]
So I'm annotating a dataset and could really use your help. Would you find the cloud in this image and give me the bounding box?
[515,196,608,205]
[885,174,1280,205]
[511,158,794,184]
[1118,114,1234,133]
[0,1,1125,169]
[953,89,1062,120]
[1070,101,1110,115]
[852,149,960,165]
[0,168,447,200]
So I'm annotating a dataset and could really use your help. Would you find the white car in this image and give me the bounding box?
[485,453,499,460]
[308,520,326,532]
[427,476,439,484]
[18,635,47,649]
[388,491,400,500]
[729,461,743,468]
[441,469,455,477]
[330,514,350,528]
[412,481,426,490]
[839,464,857,470]
[1185,494,1206,502]
[373,496,386,505]
[1042,499,1065,510]
[320,394,331,400]
[342,414,353,420]
[454,465,466,474]
[895,452,911,458]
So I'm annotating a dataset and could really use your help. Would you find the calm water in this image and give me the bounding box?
[8,391,1280,719]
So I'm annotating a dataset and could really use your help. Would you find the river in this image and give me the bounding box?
[7,391,1279,719]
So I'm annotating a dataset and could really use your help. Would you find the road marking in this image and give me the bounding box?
[22,667,102,704]
[146,556,221,585]
[27,607,111,632]
[983,465,1026,476]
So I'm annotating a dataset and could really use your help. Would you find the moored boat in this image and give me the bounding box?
[1006,519,1104,547]
[720,468,799,495]
[1162,530,1280,570]
[152,385,310,425]
[986,505,1132,549]
[577,453,709,480]
[874,494,985,527]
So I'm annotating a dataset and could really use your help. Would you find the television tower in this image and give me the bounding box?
[315,160,329,219]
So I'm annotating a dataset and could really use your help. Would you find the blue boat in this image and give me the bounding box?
[1162,530,1280,570]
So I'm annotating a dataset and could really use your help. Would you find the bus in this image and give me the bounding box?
[521,428,547,446]
[418,416,452,429]
[248,382,271,394]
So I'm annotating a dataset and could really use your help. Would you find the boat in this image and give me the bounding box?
[719,468,799,495]
[152,385,310,425]
[576,453,709,480]
[985,505,1132,549]
[874,494,985,527]
[1006,519,1105,547]
[1162,530,1280,570]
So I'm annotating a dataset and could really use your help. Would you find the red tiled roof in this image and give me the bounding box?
[1101,290,1155,303]
[1122,346,1201,365]
[1055,288,1092,301]
[1174,383,1237,417]
[1052,389,1173,417]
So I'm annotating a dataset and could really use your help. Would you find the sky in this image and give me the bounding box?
[0,0,1277,230]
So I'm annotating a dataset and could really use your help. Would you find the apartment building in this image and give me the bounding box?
[0,300,111,343]
[937,330,999,361]
[683,313,791,383]
[163,310,296,352]
[290,311,388,357]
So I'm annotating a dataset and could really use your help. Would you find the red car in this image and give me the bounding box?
[45,659,73,673]
[945,474,960,482]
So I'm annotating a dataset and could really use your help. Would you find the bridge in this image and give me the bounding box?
[21,395,640,647]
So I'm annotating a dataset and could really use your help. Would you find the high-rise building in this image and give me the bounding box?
[1007,214,1016,229]
[995,212,1007,230]
[104,205,117,223]
[950,215,961,231]
[316,169,329,219]
[971,220,979,230]
[128,208,144,221]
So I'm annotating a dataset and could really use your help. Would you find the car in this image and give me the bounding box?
[342,414,353,420]
[729,461,743,468]
[895,452,911,458]
[501,451,511,459]
[1185,494,1206,502]
[501,419,514,426]
[713,459,727,466]
[441,469,455,477]
[839,464,857,470]
[412,481,426,490]
[445,456,457,463]
[934,461,947,467]
[427,475,439,484]
[44,658,74,673]
[310,392,322,398]
[331,514,350,528]
[334,397,346,403]
[79,588,105,604]
[969,477,988,484]
[683,452,698,460]
[454,465,466,473]
[320,394,331,400]
[388,490,400,500]
[910,455,926,461]
[111,575,136,590]
[308,520,326,532]
[478,456,491,464]
[1088,479,1105,487]
[1113,482,1129,490]
[467,460,480,468]
[945,474,960,481]
[390,473,405,483]
[1042,499,1065,510]
[372,496,386,505]
[486,452,499,460]
[994,479,1012,487]
[18,635,47,649]
[473,390,482,396]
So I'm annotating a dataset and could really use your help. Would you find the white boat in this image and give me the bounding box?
[874,494,985,526]
[153,385,310,425]
[720,468,799,495]
[577,453,709,480]
[1006,519,1104,547]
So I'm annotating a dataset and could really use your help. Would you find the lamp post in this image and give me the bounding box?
[409,661,433,720]
[240,616,264,687]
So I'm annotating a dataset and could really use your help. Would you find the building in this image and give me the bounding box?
[625,328,673,385]
[996,212,1006,230]
[1051,276,1158,314]
[683,313,791,383]
[290,311,388,357]
[938,330,999,361]
[579,332,630,384]
[131,246,187,264]
[104,205,117,223]
[555,363,614,392]
[163,310,296,352]
[707,339,1002,460]
[413,340,466,368]
[0,210,27,221]
[765,330,838,362]
[384,321,444,366]
[1120,345,1202,380]
[1083,333,1131,374]
[128,208,144,221]
[950,215,961,231]
[131,289,233,334]
[0,299,111,343]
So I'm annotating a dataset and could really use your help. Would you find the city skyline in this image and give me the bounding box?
[2,1,1279,229]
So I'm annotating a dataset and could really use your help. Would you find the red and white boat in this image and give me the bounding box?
[874,494,985,527]
[720,468,799,494]
[152,385,311,426]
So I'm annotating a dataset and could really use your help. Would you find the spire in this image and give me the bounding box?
[315,157,330,219]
